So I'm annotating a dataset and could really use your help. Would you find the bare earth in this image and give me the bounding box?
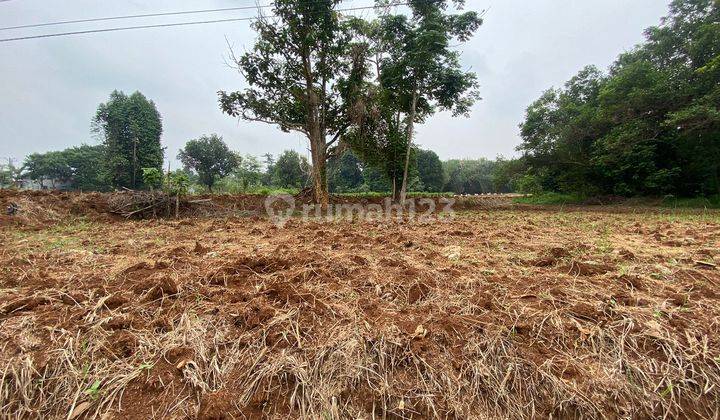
[1,192,720,419]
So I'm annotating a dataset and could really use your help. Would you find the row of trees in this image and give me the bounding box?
[513,0,719,197]
[175,134,508,195]
[177,134,312,192]
[16,0,486,200]
[15,91,164,191]
[219,0,483,203]
[14,115,513,195]
[21,145,107,190]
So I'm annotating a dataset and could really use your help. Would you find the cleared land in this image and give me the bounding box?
[1,192,720,419]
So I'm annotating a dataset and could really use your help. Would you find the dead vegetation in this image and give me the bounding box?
[1,192,720,418]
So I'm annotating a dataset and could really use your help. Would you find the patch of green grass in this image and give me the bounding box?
[44,237,80,251]
[513,192,586,205]
[10,218,98,253]
[139,362,154,371]
[47,217,96,234]
[84,380,102,399]
[661,195,720,209]
[252,187,299,195]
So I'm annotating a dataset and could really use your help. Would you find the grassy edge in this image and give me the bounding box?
[514,192,720,209]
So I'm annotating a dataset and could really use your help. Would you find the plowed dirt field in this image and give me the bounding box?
[1,192,720,418]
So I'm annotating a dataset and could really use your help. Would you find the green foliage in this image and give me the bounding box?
[213,154,265,193]
[64,145,109,191]
[84,380,101,399]
[0,162,18,188]
[518,0,720,197]
[272,150,310,189]
[167,171,190,196]
[22,151,71,187]
[344,2,482,199]
[21,145,109,191]
[661,194,720,209]
[515,174,544,195]
[141,168,163,190]
[492,157,527,193]
[443,158,499,194]
[178,134,240,191]
[259,153,275,186]
[93,90,164,189]
[416,150,446,192]
[359,164,392,192]
[328,150,363,193]
[514,192,586,205]
[219,0,363,202]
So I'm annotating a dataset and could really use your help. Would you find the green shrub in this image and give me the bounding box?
[515,174,544,195]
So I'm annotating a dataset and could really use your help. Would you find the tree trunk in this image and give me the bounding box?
[303,52,329,206]
[399,90,418,203]
[309,129,329,205]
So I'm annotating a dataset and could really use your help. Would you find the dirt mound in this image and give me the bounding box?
[0,190,113,227]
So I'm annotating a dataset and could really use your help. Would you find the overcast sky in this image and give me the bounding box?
[0,0,669,167]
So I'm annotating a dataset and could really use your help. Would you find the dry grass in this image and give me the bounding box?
[1,195,720,418]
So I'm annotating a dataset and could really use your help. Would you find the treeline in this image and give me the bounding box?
[198,147,513,195]
[509,0,720,198]
[14,124,511,195]
[19,90,164,192]
[10,0,491,199]
[8,83,513,195]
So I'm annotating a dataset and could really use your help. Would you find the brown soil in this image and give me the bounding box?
[1,191,720,418]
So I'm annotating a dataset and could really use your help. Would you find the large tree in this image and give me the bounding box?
[382,1,481,201]
[93,90,164,189]
[219,0,361,204]
[178,134,240,192]
[64,145,109,191]
[0,160,19,188]
[22,151,72,188]
[20,145,110,191]
[344,1,482,201]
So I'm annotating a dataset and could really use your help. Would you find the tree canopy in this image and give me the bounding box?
[328,149,364,192]
[220,0,482,203]
[178,134,240,191]
[93,90,164,189]
[272,150,310,188]
[219,0,363,204]
[343,0,482,200]
[517,0,720,197]
[20,145,109,191]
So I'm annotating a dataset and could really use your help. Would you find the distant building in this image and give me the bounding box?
[14,177,73,191]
